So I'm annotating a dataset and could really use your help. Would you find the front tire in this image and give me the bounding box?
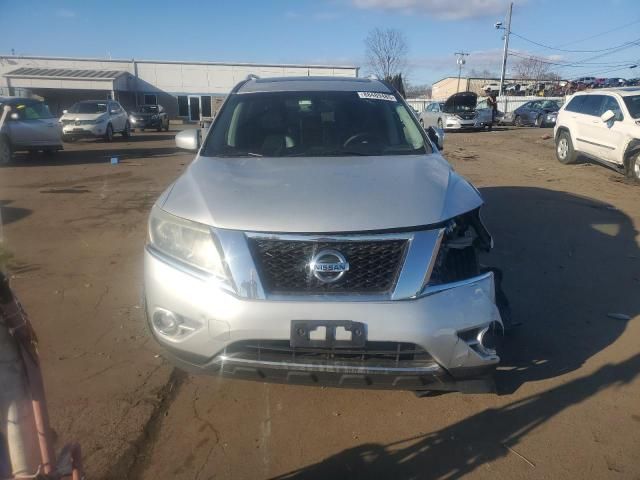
[535,114,544,127]
[0,137,11,165]
[625,150,640,181]
[437,118,443,129]
[514,115,522,127]
[164,118,170,131]
[122,122,131,138]
[104,124,113,142]
[556,131,577,165]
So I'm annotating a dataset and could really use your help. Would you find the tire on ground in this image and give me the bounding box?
[555,130,577,165]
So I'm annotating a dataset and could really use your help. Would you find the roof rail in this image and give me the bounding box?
[246,74,260,81]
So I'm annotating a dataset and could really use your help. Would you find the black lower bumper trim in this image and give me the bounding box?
[159,347,497,393]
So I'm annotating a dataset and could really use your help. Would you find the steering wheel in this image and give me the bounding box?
[342,132,375,148]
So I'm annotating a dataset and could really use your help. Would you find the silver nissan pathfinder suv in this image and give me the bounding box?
[144,76,505,395]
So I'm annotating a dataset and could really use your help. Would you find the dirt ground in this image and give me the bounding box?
[1,127,639,480]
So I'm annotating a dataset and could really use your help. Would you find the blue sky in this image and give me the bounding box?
[1,0,639,85]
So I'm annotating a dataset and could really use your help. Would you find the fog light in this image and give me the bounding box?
[152,308,181,336]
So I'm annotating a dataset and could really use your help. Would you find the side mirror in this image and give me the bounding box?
[427,126,444,151]
[62,109,68,114]
[600,109,616,123]
[175,129,201,151]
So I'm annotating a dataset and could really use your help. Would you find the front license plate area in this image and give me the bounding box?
[290,320,366,348]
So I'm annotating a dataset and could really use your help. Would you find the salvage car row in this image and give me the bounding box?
[0,97,170,164]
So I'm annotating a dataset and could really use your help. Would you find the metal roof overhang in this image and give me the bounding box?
[3,67,130,91]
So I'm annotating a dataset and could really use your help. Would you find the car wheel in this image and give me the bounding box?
[0,137,11,165]
[514,115,522,127]
[535,114,544,127]
[122,121,131,138]
[104,124,114,142]
[437,118,443,129]
[164,119,170,132]
[556,131,577,165]
[625,150,640,181]
[156,121,162,132]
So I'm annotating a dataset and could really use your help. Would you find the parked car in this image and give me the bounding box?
[0,97,63,165]
[129,104,169,132]
[59,100,130,142]
[573,76,596,87]
[144,76,506,395]
[482,83,501,93]
[506,99,561,127]
[603,78,627,88]
[419,92,495,131]
[554,87,640,180]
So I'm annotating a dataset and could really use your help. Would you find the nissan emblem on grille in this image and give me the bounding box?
[309,249,349,283]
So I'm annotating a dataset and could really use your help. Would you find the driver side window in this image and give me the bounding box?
[601,96,623,121]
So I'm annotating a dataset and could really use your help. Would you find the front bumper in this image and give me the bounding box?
[444,117,480,130]
[61,123,106,137]
[143,248,502,392]
[130,118,161,128]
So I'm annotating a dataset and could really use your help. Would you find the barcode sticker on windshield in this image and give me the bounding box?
[357,92,397,102]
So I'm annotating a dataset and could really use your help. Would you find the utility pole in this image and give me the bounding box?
[455,52,469,93]
[497,2,513,110]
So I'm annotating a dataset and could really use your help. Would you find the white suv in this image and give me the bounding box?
[60,100,130,142]
[554,88,640,180]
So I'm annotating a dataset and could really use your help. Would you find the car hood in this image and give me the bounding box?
[443,92,478,114]
[159,154,484,233]
[60,112,106,121]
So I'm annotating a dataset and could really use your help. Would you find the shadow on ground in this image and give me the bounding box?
[273,187,639,480]
[9,147,184,167]
[477,187,638,394]
[0,200,32,225]
[272,353,640,480]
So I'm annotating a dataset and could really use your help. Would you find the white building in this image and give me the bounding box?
[0,55,359,119]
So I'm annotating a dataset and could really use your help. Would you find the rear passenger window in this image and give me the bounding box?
[565,95,585,113]
[580,95,604,116]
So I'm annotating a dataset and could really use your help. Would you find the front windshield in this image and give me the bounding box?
[539,100,560,110]
[138,105,159,113]
[68,102,107,114]
[623,95,640,119]
[202,90,431,157]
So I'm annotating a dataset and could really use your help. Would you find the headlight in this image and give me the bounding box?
[148,206,227,279]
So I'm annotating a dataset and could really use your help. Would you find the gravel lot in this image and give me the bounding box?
[1,127,639,479]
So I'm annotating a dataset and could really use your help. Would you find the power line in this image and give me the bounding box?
[556,18,640,47]
[507,50,638,68]
[510,32,640,53]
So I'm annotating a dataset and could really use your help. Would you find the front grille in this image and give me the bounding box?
[458,112,476,120]
[249,238,407,294]
[224,340,433,368]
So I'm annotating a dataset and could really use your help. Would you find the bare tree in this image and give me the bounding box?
[513,56,557,81]
[406,83,432,98]
[364,28,408,80]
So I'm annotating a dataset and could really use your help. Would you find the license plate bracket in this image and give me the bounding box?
[290,320,366,348]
